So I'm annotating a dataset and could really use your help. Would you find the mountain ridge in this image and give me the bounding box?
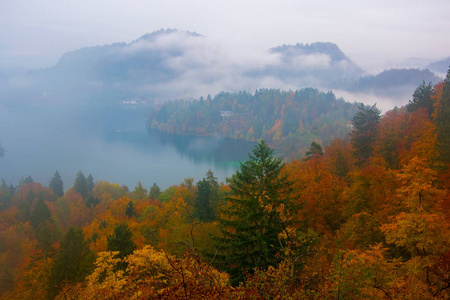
[3,29,446,105]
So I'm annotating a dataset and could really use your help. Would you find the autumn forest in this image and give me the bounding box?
[1,69,450,299]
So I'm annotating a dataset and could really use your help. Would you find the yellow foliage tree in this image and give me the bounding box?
[57,245,230,299]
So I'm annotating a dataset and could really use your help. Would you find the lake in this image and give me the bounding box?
[0,102,255,191]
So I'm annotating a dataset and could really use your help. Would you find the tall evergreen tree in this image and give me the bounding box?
[47,227,94,299]
[206,169,219,189]
[107,224,136,270]
[149,183,160,199]
[49,171,64,197]
[303,141,323,161]
[125,201,136,218]
[132,181,148,200]
[205,169,220,215]
[0,143,4,157]
[407,81,435,116]
[212,140,296,285]
[86,174,94,192]
[35,221,58,258]
[434,67,450,164]
[350,104,381,166]
[73,170,88,199]
[193,179,214,222]
[30,199,52,230]
[24,175,33,184]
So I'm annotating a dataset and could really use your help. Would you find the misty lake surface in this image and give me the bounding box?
[0,102,255,190]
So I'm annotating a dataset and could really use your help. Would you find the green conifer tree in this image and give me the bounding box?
[434,68,450,164]
[30,199,52,230]
[132,181,148,200]
[86,174,94,192]
[49,171,64,197]
[212,140,296,285]
[73,170,88,199]
[125,201,136,218]
[350,104,381,166]
[107,224,136,270]
[193,179,214,222]
[303,141,323,161]
[206,169,220,216]
[47,227,94,299]
[407,81,435,116]
[149,183,160,199]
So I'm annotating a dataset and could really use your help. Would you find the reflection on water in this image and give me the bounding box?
[0,103,254,190]
[150,129,255,164]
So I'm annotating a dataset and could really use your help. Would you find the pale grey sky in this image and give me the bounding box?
[1,0,449,73]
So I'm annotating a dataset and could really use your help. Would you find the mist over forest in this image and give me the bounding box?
[1,26,450,299]
[0,29,445,108]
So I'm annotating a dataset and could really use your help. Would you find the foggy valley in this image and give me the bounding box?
[1,1,450,298]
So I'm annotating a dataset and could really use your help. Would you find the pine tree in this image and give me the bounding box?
[107,224,136,270]
[49,171,64,197]
[193,179,214,222]
[47,227,94,299]
[303,141,323,161]
[73,170,88,199]
[407,81,435,116]
[206,169,219,189]
[30,199,56,256]
[30,199,52,230]
[132,181,148,200]
[434,68,450,164]
[205,169,220,216]
[86,174,94,192]
[351,104,381,166]
[125,201,136,218]
[149,183,160,199]
[212,140,296,285]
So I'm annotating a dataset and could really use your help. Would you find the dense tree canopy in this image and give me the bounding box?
[1,73,450,299]
[149,88,361,159]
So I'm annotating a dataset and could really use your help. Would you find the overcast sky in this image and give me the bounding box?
[1,0,449,73]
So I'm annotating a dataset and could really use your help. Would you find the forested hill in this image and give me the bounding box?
[3,29,444,105]
[148,88,361,159]
[1,71,450,299]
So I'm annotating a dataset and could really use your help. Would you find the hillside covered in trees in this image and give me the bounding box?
[149,88,360,159]
[0,69,450,299]
[2,29,444,108]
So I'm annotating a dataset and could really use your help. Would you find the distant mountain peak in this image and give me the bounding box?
[426,57,450,76]
[135,29,202,42]
[271,42,348,62]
